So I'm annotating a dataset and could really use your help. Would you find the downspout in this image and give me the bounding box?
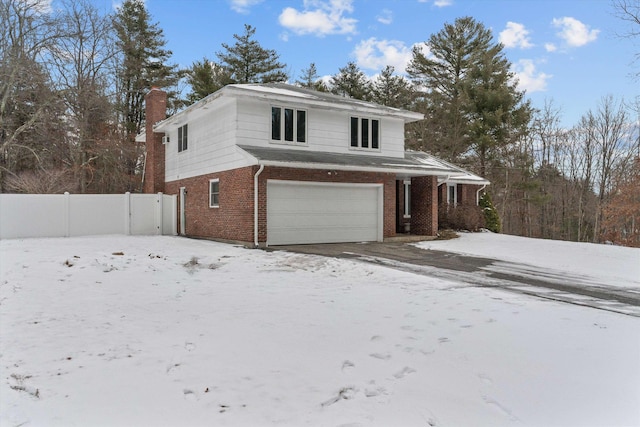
[476,184,487,205]
[254,164,265,248]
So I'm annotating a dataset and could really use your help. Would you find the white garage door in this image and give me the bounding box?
[267,180,382,245]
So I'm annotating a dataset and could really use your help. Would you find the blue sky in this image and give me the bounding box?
[93,0,638,127]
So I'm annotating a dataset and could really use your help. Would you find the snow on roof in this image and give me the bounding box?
[406,151,490,185]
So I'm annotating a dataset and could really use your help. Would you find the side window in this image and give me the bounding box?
[209,179,219,208]
[447,183,457,206]
[178,124,188,152]
[271,106,306,144]
[350,117,380,150]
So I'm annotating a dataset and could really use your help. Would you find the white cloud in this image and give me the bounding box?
[544,43,557,52]
[552,17,599,47]
[229,0,263,14]
[512,59,551,93]
[377,9,393,25]
[353,38,414,72]
[499,22,533,49]
[278,0,357,36]
[417,0,453,6]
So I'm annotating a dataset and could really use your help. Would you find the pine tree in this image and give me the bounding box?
[216,24,287,84]
[296,62,327,91]
[330,61,371,100]
[464,45,532,176]
[185,57,233,104]
[479,191,501,233]
[113,0,178,137]
[407,17,496,161]
[370,65,413,109]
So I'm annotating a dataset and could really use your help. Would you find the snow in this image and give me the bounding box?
[416,231,640,290]
[1,234,639,426]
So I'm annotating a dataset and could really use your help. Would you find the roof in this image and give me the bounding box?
[153,83,423,132]
[406,151,490,185]
[238,145,488,181]
[228,83,424,122]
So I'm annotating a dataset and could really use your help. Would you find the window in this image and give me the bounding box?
[403,180,411,218]
[209,179,219,208]
[272,106,306,143]
[178,124,188,152]
[447,183,457,206]
[350,117,379,150]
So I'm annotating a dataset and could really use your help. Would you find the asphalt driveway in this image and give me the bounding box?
[274,241,640,317]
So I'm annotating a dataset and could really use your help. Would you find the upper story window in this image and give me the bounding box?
[178,124,188,152]
[350,117,379,150]
[272,106,306,144]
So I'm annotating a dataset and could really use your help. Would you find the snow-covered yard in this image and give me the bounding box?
[1,234,639,426]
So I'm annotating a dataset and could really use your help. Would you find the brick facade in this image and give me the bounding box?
[410,176,438,236]
[165,166,399,245]
[165,167,255,242]
[143,88,167,194]
[437,183,482,206]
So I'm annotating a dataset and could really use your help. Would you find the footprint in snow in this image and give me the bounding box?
[369,353,391,361]
[342,360,355,371]
[393,366,416,379]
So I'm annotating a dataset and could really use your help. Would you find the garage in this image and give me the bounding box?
[266,180,383,245]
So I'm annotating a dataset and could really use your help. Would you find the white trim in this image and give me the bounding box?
[179,187,186,235]
[349,115,381,151]
[254,164,264,247]
[403,179,411,219]
[209,179,220,208]
[270,105,308,146]
[447,183,457,206]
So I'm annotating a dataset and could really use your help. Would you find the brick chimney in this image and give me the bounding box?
[143,87,167,194]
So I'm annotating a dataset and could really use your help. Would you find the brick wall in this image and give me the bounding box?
[257,167,397,243]
[165,167,255,242]
[410,175,438,236]
[165,165,398,245]
[143,88,167,194]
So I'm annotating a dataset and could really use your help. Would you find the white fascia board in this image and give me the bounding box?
[153,90,226,132]
[437,175,491,185]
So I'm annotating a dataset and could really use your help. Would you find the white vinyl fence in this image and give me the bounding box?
[0,192,177,239]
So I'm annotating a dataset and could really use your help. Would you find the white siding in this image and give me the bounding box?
[164,98,255,182]
[234,97,407,158]
[161,92,411,181]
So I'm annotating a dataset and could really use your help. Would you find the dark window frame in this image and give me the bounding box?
[271,106,306,144]
[350,116,380,150]
[178,124,188,152]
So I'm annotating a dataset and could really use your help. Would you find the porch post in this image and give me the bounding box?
[410,176,438,236]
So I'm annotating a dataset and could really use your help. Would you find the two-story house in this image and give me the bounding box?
[142,83,488,246]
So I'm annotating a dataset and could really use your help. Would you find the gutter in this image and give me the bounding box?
[476,184,487,206]
[254,163,265,248]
